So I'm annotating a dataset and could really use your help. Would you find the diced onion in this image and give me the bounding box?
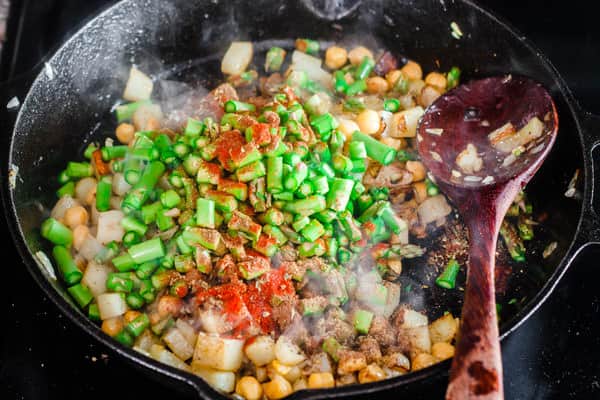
[75,177,97,204]
[163,328,195,360]
[390,106,424,138]
[132,103,163,131]
[123,66,153,102]
[417,195,452,225]
[290,50,332,89]
[51,195,80,220]
[81,261,112,297]
[97,292,127,319]
[244,335,276,366]
[96,210,125,244]
[274,336,305,366]
[221,42,253,75]
[78,234,105,261]
[112,173,131,196]
[175,319,198,347]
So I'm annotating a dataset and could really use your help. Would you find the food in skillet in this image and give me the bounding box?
[39,40,536,398]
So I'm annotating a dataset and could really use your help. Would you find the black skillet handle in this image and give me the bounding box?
[572,111,600,250]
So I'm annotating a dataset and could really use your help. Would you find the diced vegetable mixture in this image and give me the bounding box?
[40,40,536,398]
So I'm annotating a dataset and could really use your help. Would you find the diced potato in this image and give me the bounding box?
[429,313,458,343]
[396,308,428,329]
[432,342,455,361]
[221,42,253,75]
[191,364,236,393]
[163,328,195,360]
[405,325,432,356]
[193,332,244,371]
[411,353,437,371]
[358,364,386,384]
[245,335,276,366]
[337,351,367,375]
[81,261,111,297]
[293,377,308,391]
[336,373,358,386]
[262,374,293,400]
[123,66,153,101]
[175,319,198,347]
[274,336,305,366]
[150,344,191,371]
[389,106,424,138]
[97,293,127,320]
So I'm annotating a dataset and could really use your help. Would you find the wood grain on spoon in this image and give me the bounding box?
[417,76,558,400]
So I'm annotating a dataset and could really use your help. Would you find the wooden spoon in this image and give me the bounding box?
[416,75,558,399]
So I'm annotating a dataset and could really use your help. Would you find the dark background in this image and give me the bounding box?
[1,0,599,399]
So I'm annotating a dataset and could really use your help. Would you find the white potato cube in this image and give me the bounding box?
[193,332,244,371]
[245,335,276,366]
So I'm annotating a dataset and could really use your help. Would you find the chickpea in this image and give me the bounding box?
[356,109,380,135]
[348,46,373,66]
[101,317,123,337]
[425,72,447,91]
[123,310,142,324]
[385,69,403,88]
[115,123,135,144]
[157,295,183,317]
[144,116,161,132]
[366,76,389,94]
[325,46,348,70]
[236,376,263,400]
[400,60,423,81]
[307,372,335,389]
[72,225,90,251]
[338,119,360,141]
[63,205,89,229]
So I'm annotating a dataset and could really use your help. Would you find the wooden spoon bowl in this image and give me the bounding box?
[417,75,558,399]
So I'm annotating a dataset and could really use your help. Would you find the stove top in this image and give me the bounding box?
[1,1,599,399]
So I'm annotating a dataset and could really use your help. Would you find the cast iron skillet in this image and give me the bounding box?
[1,0,600,398]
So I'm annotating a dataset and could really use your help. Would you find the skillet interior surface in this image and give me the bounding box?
[3,0,584,397]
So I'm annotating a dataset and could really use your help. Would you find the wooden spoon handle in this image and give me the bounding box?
[446,220,504,400]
